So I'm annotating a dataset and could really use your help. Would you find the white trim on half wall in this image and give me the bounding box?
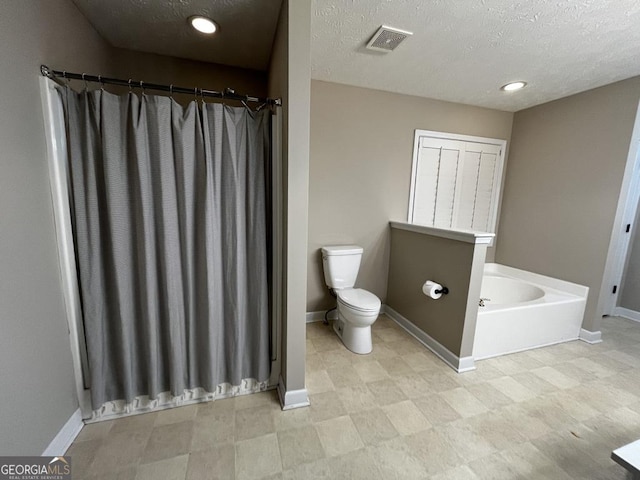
[42,409,83,456]
[277,375,310,410]
[579,328,603,344]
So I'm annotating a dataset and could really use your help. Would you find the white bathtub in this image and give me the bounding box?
[473,263,589,360]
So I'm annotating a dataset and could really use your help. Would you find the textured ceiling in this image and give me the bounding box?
[72,0,640,110]
[311,0,640,111]
[72,0,283,71]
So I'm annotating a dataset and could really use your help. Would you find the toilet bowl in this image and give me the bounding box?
[334,288,381,354]
[321,245,381,354]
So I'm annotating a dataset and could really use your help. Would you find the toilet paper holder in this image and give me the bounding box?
[422,280,450,299]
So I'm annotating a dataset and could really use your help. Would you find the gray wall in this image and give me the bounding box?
[496,76,640,332]
[268,0,312,396]
[620,196,640,312]
[386,227,486,357]
[0,0,112,455]
[307,80,513,312]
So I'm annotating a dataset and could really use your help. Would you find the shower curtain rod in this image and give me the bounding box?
[40,65,282,106]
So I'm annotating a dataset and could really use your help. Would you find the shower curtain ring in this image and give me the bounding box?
[169,84,173,98]
[140,80,145,95]
[241,97,255,118]
[98,75,104,91]
[128,79,133,93]
[82,73,88,91]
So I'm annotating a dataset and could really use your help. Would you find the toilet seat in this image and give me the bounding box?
[337,288,381,313]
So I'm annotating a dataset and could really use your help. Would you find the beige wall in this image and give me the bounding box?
[307,81,513,312]
[268,0,312,398]
[0,0,112,454]
[386,227,486,357]
[496,76,640,332]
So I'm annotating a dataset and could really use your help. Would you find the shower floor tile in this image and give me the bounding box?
[68,315,638,479]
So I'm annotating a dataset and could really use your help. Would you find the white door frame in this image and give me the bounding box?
[601,100,640,316]
[39,77,93,418]
[268,107,283,387]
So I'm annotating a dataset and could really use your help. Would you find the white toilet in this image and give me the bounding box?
[321,245,381,354]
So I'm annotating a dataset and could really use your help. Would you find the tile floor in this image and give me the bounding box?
[67,315,640,479]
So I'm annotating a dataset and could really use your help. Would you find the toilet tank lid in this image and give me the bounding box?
[321,245,363,256]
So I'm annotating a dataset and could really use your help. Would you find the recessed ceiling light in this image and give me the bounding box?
[189,16,217,34]
[501,81,527,92]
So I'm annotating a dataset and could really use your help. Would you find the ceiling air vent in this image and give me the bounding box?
[365,25,413,52]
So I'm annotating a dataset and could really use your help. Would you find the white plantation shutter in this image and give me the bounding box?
[412,140,462,227]
[458,145,500,231]
[457,149,480,229]
[412,145,440,225]
[433,148,459,228]
[409,132,505,235]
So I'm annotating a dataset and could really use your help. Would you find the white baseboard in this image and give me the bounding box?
[579,328,603,344]
[277,375,310,411]
[306,310,337,323]
[383,305,475,373]
[615,307,640,323]
[457,356,476,373]
[42,408,83,456]
[306,311,324,323]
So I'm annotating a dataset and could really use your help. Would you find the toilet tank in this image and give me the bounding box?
[321,245,363,290]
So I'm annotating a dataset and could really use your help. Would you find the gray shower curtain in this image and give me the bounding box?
[60,87,271,411]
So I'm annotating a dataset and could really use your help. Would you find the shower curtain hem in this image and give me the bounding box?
[86,378,270,423]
